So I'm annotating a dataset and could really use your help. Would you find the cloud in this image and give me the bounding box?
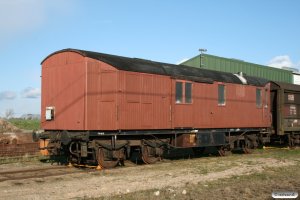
[267,55,294,68]
[0,91,17,100]
[176,58,189,65]
[21,87,41,99]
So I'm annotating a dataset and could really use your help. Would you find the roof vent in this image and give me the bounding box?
[234,72,247,84]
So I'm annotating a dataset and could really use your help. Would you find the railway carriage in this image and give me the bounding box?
[39,49,297,168]
[270,82,300,146]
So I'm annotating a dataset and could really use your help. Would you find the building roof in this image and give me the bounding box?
[181,53,293,84]
[42,48,269,87]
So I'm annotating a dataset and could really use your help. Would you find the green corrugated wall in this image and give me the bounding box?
[181,54,293,83]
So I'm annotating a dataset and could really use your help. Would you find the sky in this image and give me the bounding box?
[0,0,299,117]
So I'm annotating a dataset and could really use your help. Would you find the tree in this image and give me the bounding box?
[4,109,15,119]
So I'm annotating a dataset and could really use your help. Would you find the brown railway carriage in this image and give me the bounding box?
[41,49,270,131]
[40,49,272,167]
[270,82,300,146]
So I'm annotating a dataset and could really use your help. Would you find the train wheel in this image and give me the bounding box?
[288,134,296,149]
[242,147,253,154]
[68,154,78,165]
[97,148,119,169]
[243,139,254,154]
[141,145,161,164]
[218,147,226,156]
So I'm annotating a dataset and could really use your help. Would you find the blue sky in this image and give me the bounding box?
[0,0,299,117]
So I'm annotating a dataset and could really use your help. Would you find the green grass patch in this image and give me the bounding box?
[0,155,48,164]
[8,119,40,130]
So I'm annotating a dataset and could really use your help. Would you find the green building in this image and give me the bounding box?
[181,54,293,83]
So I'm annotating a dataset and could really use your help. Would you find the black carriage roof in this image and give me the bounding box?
[271,81,300,91]
[42,48,269,87]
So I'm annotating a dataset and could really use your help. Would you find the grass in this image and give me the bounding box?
[86,148,300,200]
[0,155,48,164]
[8,119,40,130]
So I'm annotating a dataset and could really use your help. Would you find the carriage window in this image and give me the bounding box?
[185,82,192,103]
[176,81,192,104]
[176,82,183,103]
[256,88,262,108]
[218,84,226,105]
[289,105,297,116]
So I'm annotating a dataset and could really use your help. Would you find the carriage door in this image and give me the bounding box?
[263,86,271,126]
[172,80,194,128]
[97,71,118,130]
[270,90,277,131]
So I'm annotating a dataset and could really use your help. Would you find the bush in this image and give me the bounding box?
[8,119,40,130]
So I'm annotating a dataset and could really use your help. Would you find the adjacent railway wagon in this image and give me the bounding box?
[270,82,300,146]
[39,49,298,168]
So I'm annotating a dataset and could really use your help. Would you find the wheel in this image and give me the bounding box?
[288,134,296,149]
[218,147,226,156]
[242,147,254,154]
[243,139,254,154]
[97,148,119,169]
[141,145,161,164]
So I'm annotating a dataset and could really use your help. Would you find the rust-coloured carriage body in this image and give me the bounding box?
[41,49,270,131]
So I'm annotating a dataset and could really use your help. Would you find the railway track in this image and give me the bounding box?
[0,165,91,182]
[0,150,195,182]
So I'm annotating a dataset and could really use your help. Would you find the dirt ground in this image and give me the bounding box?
[0,119,33,144]
[0,119,20,133]
[0,149,299,200]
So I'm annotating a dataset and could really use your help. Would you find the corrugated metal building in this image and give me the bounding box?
[181,54,293,83]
